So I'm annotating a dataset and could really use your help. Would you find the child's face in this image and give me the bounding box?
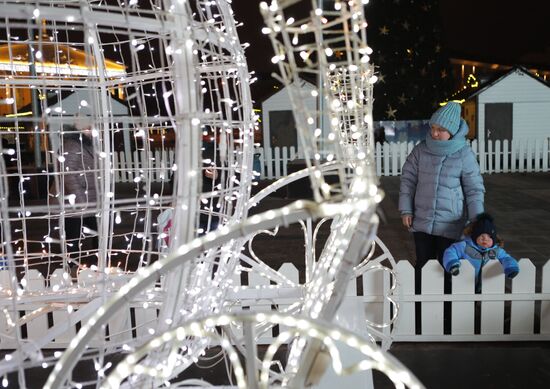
[430,124,451,140]
[476,233,494,248]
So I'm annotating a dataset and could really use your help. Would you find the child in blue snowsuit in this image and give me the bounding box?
[443,213,519,292]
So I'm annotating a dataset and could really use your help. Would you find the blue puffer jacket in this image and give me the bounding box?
[442,238,519,279]
[398,122,484,240]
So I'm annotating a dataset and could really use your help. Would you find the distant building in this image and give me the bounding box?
[453,66,550,143]
[0,39,127,158]
[261,79,331,152]
[0,41,126,116]
[262,79,312,151]
[449,57,550,94]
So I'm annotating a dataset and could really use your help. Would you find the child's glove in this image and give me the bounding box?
[505,269,518,279]
[449,265,460,276]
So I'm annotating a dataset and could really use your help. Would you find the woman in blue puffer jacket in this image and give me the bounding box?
[443,213,519,292]
[399,102,485,292]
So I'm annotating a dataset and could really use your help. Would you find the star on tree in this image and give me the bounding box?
[397,93,408,105]
[386,105,398,120]
[377,72,386,83]
[368,0,452,120]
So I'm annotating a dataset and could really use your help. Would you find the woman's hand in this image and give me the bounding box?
[204,168,218,180]
[401,215,413,229]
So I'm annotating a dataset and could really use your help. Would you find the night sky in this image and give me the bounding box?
[231,0,550,120]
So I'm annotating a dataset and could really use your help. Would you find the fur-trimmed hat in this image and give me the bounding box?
[429,102,462,136]
[471,213,497,243]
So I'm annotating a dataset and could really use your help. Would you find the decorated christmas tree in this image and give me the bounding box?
[367,0,453,120]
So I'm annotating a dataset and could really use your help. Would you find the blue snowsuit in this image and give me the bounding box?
[443,238,519,291]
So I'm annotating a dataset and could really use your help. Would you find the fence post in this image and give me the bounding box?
[518,139,527,173]
[277,263,299,336]
[375,142,382,176]
[421,260,445,335]
[255,147,265,179]
[50,269,76,344]
[153,149,161,182]
[511,139,517,173]
[273,147,281,179]
[288,145,294,160]
[480,261,505,334]
[393,261,415,336]
[362,266,384,330]
[248,262,275,342]
[265,147,273,179]
[533,140,543,172]
[383,142,390,176]
[478,139,486,174]
[398,142,408,176]
[502,139,510,173]
[390,143,398,176]
[487,139,493,174]
[282,146,289,177]
[119,151,129,182]
[526,139,534,173]
[113,151,121,183]
[543,138,549,172]
[541,260,550,334]
[510,259,536,334]
[495,140,501,174]
[168,148,175,179]
[451,260,475,335]
[23,270,49,341]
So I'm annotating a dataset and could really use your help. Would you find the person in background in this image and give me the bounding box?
[198,140,220,234]
[399,101,485,333]
[61,123,98,274]
[443,213,519,293]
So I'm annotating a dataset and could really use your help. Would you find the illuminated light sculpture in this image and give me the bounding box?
[0,0,415,388]
[258,1,394,385]
[0,0,255,386]
[102,312,424,389]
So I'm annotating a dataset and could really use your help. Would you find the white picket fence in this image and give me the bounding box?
[112,138,550,182]
[373,138,550,177]
[1,258,548,349]
[253,137,550,179]
[112,148,175,183]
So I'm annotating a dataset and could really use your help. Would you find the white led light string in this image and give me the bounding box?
[100,312,425,389]
[0,0,419,387]
[0,1,252,386]
[258,1,388,385]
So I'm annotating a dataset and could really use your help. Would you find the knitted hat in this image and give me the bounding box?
[471,213,497,244]
[429,102,462,136]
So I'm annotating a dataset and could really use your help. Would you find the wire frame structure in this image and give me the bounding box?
[0,0,255,387]
[258,1,388,385]
[0,1,413,388]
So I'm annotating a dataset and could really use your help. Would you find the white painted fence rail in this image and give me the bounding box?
[113,149,175,183]
[113,138,550,182]
[252,138,550,179]
[3,258,549,349]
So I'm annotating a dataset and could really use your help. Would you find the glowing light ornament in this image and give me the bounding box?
[0,0,256,387]
[257,0,396,385]
[100,312,424,389]
[0,0,412,388]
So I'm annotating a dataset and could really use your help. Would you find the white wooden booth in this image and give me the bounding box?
[48,89,132,152]
[261,78,331,152]
[462,66,550,143]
